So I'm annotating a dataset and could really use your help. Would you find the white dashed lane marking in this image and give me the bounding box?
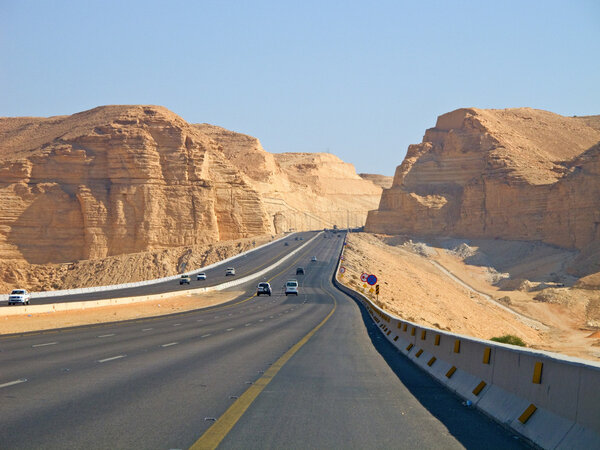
[142,328,153,332]
[0,379,27,389]
[201,334,212,338]
[161,342,178,347]
[32,342,58,348]
[98,355,126,363]
[226,328,234,332]
[97,334,115,338]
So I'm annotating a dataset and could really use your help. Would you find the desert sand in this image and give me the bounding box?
[340,232,600,362]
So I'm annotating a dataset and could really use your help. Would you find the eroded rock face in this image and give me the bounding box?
[193,125,383,234]
[0,105,383,265]
[0,106,271,263]
[366,108,600,250]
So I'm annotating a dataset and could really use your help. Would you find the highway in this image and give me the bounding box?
[0,232,528,449]
[2,231,317,306]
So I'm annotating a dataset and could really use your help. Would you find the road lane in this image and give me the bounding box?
[0,232,338,448]
[211,259,528,449]
[2,231,317,306]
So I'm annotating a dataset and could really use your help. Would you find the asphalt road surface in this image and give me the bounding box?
[0,232,529,449]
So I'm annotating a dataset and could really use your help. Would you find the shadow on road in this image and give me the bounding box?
[351,297,531,450]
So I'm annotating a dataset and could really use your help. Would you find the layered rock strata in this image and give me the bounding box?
[0,106,383,265]
[366,108,600,250]
[195,124,383,233]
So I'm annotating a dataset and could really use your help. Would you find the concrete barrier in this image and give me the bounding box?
[0,232,321,317]
[332,239,600,449]
[0,232,297,301]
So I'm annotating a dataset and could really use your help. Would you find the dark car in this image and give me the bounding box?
[296,267,305,275]
[256,282,272,296]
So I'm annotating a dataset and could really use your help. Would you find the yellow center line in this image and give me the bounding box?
[190,277,338,450]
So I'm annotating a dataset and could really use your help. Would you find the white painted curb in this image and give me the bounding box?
[332,236,600,450]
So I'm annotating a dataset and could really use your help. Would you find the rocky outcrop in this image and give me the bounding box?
[0,106,273,264]
[359,173,393,189]
[194,125,383,233]
[0,106,383,266]
[366,108,600,250]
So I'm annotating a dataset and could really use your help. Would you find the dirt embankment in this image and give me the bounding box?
[340,233,600,362]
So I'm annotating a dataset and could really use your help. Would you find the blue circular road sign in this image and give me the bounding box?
[366,274,377,286]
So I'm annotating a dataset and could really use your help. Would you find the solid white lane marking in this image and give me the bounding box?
[142,328,153,331]
[201,334,212,338]
[226,328,234,331]
[98,355,125,363]
[162,342,178,347]
[98,334,115,338]
[32,342,58,347]
[0,379,27,389]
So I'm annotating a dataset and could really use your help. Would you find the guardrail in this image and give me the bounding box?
[332,238,600,449]
[0,232,298,301]
[0,232,321,317]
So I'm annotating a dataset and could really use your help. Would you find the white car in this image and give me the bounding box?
[285,280,299,296]
[311,256,317,262]
[8,289,30,305]
[225,267,236,276]
[196,272,207,280]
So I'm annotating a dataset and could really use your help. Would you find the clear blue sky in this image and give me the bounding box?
[1,1,599,175]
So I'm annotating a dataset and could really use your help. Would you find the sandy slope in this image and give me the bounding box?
[340,233,600,362]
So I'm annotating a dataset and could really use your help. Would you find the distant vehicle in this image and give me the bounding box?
[225,267,236,276]
[284,242,289,246]
[295,237,299,241]
[296,267,305,275]
[179,275,191,285]
[8,289,30,305]
[196,272,207,280]
[299,237,303,240]
[311,256,317,262]
[256,282,272,296]
[285,280,299,296]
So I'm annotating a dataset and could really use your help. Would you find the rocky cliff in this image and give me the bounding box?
[0,106,382,266]
[359,173,393,189]
[194,124,383,232]
[366,108,600,250]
